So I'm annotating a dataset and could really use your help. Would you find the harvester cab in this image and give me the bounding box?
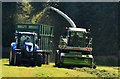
[55,27,96,68]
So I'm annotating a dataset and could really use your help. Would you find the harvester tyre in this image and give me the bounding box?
[14,52,21,66]
[92,63,96,69]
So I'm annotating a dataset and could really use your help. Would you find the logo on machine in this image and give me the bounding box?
[17,25,27,29]
[25,42,33,52]
[29,26,38,29]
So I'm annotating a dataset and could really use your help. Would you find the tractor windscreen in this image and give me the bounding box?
[69,31,85,47]
[20,35,34,45]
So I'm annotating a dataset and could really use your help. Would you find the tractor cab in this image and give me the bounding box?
[15,32,38,51]
[10,31,41,66]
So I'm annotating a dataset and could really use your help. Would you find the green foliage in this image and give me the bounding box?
[32,8,48,24]
[15,0,34,23]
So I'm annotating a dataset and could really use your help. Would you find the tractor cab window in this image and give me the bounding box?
[69,31,85,47]
[20,35,34,45]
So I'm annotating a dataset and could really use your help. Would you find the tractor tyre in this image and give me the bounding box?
[14,52,21,66]
[36,53,42,67]
[30,61,36,67]
[9,47,14,65]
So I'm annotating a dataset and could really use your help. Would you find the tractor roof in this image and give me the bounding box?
[69,27,87,32]
[16,32,37,35]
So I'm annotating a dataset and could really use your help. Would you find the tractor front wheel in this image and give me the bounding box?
[14,52,21,66]
[36,53,42,67]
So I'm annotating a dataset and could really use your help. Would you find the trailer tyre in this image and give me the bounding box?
[36,53,42,67]
[9,47,14,65]
[55,52,59,66]
[14,52,21,66]
[55,52,62,67]
[46,54,50,65]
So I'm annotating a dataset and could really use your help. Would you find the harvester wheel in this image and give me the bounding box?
[9,47,14,65]
[14,52,21,66]
[92,63,96,69]
[36,53,42,67]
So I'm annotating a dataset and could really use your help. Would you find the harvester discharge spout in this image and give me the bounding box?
[47,6,76,28]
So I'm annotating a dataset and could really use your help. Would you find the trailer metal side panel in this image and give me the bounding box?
[39,25,54,52]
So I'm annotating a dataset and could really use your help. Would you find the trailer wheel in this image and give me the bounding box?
[55,51,61,67]
[46,54,50,65]
[55,52,59,66]
[9,47,14,65]
[14,52,21,66]
[36,53,42,67]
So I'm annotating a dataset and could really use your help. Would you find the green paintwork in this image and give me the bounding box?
[61,56,92,66]
[16,24,40,33]
[58,29,93,67]
[66,51,82,55]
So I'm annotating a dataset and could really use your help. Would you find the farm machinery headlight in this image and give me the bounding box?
[88,55,93,58]
[61,53,65,56]
[82,55,93,58]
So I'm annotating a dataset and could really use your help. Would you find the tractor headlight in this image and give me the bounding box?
[61,53,65,56]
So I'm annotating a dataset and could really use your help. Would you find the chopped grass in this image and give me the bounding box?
[1,58,119,77]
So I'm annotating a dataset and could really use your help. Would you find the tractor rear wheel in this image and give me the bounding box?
[9,47,14,65]
[14,52,21,66]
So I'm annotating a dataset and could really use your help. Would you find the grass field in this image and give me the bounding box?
[1,58,119,77]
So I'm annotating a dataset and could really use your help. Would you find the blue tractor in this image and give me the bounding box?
[9,24,54,66]
[9,32,42,66]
